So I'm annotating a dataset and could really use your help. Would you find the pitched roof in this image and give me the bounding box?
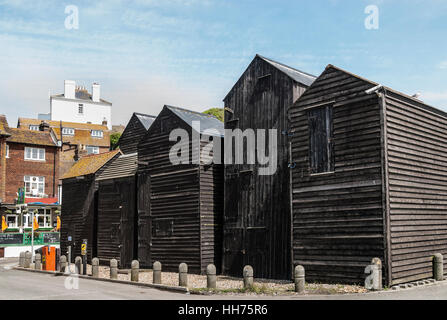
[96,153,138,181]
[134,113,156,130]
[6,128,57,147]
[18,118,108,131]
[62,150,121,179]
[52,127,110,147]
[0,115,10,136]
[256,54,317,86]
[166,105,224,137]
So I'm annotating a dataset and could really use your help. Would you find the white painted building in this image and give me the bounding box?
[46,80,112,130]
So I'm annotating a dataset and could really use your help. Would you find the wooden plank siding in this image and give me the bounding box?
[137,106,224,274]
[223,55,311,280]
[290,66,386,284]
[384,90,447,285]
[118,113,154,154]
[97,176,137,268]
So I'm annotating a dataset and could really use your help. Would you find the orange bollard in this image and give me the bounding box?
[42,246,56,271]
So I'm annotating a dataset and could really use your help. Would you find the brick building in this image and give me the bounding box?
[0,115,61,233]
[17,118,110,180]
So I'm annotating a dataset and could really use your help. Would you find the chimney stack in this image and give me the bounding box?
[102,118,108,127]
[92,83,100,102]
[64,80,76,99]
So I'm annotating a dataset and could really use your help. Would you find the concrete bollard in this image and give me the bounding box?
[110,259,118,280]
[243,265,254,289]
[92,258,99,278]
[35,253,41,270]
[19,252,25,267]
[24,251,32,268]
[60,255,67,273]
[75,256,82,275]
[207,264,217,289]
[365,259,381,291]
[371,258,383,290]
[131,260,139,282]
[433,253,444,281]
[179,263,188,287]
[294,265,305,293]
[153,261,162,284]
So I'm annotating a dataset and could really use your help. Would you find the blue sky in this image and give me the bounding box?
[0,0,446,126]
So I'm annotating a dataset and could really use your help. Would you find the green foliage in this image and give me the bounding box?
[203,108,224,122]
[110,132,121,150]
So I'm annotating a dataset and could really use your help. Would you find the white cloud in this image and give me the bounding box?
[439,61,447,69]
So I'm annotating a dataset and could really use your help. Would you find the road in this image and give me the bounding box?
[1,258,447,300]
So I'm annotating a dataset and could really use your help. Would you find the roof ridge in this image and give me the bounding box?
[256,54,317,79]
[166,105,219,119]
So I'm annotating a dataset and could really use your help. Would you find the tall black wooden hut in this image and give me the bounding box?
[118,112,156,154]
[137,105,224,274]
[290,64,447,286]
[60,150,121,262]
[96,153,138,268]
[223,54,316,280]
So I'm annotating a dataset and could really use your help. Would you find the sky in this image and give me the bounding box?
[0,0,446,127]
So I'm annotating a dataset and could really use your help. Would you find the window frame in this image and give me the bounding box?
[62,127,75,136]
[307,104,334,175]
[24,147,45,161]
[5,144,9,158]
[24,176,45,198]
[6,214,18,228]
[86,145,99,155]
[91,130,103,138]
[29,125,39,131]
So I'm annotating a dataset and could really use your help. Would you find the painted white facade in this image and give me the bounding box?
[49,80,112,130]
[4,244,60,258]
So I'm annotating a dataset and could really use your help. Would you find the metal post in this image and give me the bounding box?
[31,210,34,261]
[67,245,71,272]
[81,239,87,276]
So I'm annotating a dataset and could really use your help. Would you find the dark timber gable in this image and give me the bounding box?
[119,113,156,154]
[223,55,316,280]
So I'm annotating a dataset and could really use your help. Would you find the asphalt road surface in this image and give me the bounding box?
[1,258,447,300]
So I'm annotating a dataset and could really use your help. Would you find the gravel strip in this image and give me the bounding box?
[71,264,366,295]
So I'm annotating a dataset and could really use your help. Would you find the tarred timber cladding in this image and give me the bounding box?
[138,106,224,274]
[119,114,149,155]
[60,176,97,262]
[290,66,385,284]
[385,91,447,285]
[223,55,309,280]
[97,177,136,268]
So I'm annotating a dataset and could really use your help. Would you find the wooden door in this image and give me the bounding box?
[137,172,152,268]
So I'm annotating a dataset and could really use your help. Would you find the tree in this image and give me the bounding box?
[110,132,121,150]
[203,108,224,122]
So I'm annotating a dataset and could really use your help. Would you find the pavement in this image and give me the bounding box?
[1,258,446,300]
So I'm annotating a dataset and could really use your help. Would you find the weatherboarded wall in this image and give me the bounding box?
[384,90,447,285]
[290,66,386,284]
[223,55,309,280]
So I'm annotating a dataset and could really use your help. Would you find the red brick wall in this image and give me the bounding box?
[4,143,59,204]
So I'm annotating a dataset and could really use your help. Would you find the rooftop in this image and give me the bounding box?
[62,150,121,179]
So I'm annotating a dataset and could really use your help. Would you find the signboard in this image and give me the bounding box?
[81,239,87,256]
[43,233,60,244]
[0,233,24,245]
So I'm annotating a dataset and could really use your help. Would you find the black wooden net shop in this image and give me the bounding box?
[60,150,121,262]
[137,105,224,274]
[222,54,316,280]
[290,64,447,286]
[96,153,139,268]
[118,112,156,155]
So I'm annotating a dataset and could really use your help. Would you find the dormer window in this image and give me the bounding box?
[29,125,39,131]
[62,128,75,136]
[91,130,103,138]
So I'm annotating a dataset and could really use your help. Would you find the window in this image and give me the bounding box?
[86,146,99,155]
[29,125,39,131]
[24,176,45,197]
[78,104,84,114]
[23,212,31,228]
[5,144,9,158]
[6,215,17,228]
[37,209,51,228]
[24,147,45,161]
[62,128,75,136]
[91,130,103,138]
[308,105,334,174]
